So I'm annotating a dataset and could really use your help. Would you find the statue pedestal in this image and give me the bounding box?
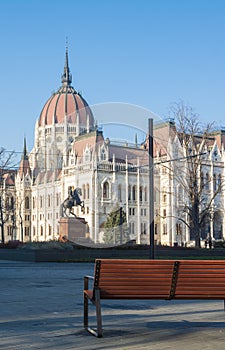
[59,217,88,243]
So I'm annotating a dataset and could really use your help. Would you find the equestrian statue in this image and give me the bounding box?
[61,187,85,217]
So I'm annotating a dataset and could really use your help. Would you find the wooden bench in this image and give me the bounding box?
[83,259,225,337]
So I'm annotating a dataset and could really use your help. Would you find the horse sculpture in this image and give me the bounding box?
[61,187,85,217]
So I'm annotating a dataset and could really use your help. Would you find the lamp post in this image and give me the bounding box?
[148,118,155,259]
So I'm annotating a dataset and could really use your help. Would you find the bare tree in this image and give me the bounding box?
[164,101,224,248]
[0,148,16,244]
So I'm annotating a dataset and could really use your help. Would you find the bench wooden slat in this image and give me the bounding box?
[83,259,225,337]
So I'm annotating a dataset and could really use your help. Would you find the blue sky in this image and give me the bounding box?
[1,0,225,158]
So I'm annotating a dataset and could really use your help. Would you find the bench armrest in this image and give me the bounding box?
[84,275,94,290]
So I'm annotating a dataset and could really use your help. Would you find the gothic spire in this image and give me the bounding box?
[61,40,72,86]
[22,137,28,160]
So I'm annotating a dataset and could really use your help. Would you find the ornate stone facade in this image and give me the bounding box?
[1,50,225,246]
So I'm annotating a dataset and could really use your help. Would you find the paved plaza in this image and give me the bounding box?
[1,259,225,350]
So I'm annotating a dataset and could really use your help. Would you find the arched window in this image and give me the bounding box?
[128,185,131,201]
[86,184,90,199]
[101,148,106,161]
[25,196,30,209]
[144,187,147,202]
[205,173,209,190]
[139,186,143,202]
[132,186,136,201]
[118,184,122,202]
[48,194,51,207]
[200,172,204,188]
[218,174,222,190]
[213,174,217,191]
[178,186,183,202]
[103,182,109,199]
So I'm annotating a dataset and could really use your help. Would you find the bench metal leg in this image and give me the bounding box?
[83,290,103,338]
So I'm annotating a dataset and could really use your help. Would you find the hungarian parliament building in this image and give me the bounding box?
[1,49,225,246]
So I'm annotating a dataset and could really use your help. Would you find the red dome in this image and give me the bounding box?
[38,49,94,128]
[38,85,94,127]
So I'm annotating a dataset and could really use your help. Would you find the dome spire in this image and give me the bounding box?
[61,39,72,86]
[22,136,28,160]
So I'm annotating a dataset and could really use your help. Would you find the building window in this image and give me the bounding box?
[129,222,135,234]
[25,197,30,209]
[213,174,217,191]
[48,225,52,236]
[86,184,90,199]
[140,186,143,202]
[205,173,209,190]
[82,184,86,199]
[118,184,122,202]
[40,226,43,236]
[144,187,147,202]
[56,193,60,206]
[48,194,51,207]
[163,223,167,234]
[103,182,109,199]
[218,174,222,191]
[25,227,30,237]
[128,185,131,201]
[132,186,136,201]
[141,222,146,234]
[32,197,36,209]
[101,148,106,161]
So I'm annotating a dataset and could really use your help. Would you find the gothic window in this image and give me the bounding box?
[128,185,131,201]
[205,173,209,190]
[103,181,109,199]
[25,197,30,209]
[56,193,60,206]
[25,227,30,237]
[218,174,222,190]
[32,197,36,209]
[48,194,51,207]
[213,174,217,191]
[129,222,135,234]
[40,226,43,236]
[141,222,147,234]
[144,187,147,202]
[118,184,122,202]
[163,223,167,234]
[10,197,14,210]
[101,148,106,161]
[132,186,136,201]
[178,186,183,202]
[86,184,90,199]
[139,186,143,202]
[200,172,204,188]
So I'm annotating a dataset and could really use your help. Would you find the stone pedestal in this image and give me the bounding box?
[59,216,88,243]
